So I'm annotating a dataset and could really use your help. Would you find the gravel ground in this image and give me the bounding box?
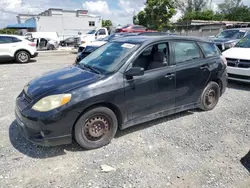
[0,52,249,188]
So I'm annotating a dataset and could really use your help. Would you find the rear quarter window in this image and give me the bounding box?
[200,42,220,58]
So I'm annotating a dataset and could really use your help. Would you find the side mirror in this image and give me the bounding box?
[125,67,144,78]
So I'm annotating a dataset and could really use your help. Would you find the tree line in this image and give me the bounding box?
[133,0,250,30]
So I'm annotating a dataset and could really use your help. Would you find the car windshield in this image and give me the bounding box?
[215,30,246,39]
[87,30,96,34]
[235,35,250,48]
[79,42,138,74]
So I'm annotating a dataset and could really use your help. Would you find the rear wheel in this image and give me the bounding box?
[74,107,118,149]
[199,81,220,111]
[15,51,30,63]
[48,45,55,50]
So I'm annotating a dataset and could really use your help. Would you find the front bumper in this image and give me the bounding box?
[15,104,72,147]
[31,52,38,58]
[227,66,250,83]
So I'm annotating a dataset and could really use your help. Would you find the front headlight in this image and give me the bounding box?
[32,94,71,112]
[225,42,237,48]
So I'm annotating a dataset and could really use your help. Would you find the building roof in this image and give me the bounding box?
[7,18,36,29]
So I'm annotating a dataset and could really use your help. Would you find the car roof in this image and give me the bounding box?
[112,35,211,44]
[224,28,250,31]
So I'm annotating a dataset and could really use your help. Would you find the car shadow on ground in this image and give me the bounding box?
[227,80,250,91]
[9,111,194,159]
[9,121,83,159]
[240,150,250,173]
[0,60,37,65]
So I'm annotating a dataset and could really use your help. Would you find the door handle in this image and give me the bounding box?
[165,73,175,79]
[200,66,209,70]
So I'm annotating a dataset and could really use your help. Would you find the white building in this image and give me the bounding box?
[7,8,102,39]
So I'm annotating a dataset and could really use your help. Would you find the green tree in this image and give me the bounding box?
[182,9,215,21]
[102,20,113,28]
[133,11,147,26]
[0,28,18,34]
[218,0,242,15]
[176,0,208,14]
[144,0,176,30]
[225,6,250,21]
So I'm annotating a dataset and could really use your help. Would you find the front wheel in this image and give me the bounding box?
[74,107,118,149]
[199,81,220,111]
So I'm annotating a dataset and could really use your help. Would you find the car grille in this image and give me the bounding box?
[226,58,250,68]
[228,73,250,80]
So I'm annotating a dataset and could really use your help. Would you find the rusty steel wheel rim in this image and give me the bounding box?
[83,115,111,141]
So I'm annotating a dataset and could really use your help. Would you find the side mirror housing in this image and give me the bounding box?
[125,67,144,78]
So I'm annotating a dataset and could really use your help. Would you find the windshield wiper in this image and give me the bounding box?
[82,64,101,74]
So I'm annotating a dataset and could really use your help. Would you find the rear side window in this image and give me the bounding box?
[0,36,22,44]
[200,42,220,58]
[172,41,201,64]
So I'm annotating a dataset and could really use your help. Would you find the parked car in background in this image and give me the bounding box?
[28,37,59,50]
[15,35,227,149]
[0,35,38,63]
[223,34,250,83]
[80,28,109,45]
[213,28,250,51]
[115,24,156,33]
[24,32,60,43]
[60,37,78,47]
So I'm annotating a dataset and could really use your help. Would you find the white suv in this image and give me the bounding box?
[0,35,38,63]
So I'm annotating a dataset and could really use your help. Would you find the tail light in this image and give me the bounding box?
[220,55,227,66]
[28,43,36,47]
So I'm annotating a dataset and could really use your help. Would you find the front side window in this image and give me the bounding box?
[172,41,201,64]
[87,30,96,34]
[98,29,106,35]
[89,21,95,27]
[79,42,138,74]
[200,42,220,58]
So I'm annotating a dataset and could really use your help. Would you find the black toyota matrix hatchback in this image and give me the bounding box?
[15,36,227,149]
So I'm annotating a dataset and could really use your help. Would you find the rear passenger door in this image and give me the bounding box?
[171,40,210,107]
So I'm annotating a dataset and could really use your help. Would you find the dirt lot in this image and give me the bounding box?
[0,52,249,188]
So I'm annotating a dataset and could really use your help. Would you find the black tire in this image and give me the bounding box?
[199,81,220,111]
[15,51,30,63]
[74,107,118,149]
[47,45,55,50]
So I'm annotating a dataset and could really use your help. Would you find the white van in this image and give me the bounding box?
[24,32,60,42]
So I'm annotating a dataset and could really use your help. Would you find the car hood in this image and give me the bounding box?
[213,38,239,44]
[222,47,250,59]
[24,66,102,99]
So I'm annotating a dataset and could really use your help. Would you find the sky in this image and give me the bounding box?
[0,0,250,28]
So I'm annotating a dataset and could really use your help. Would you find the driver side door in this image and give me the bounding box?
[123,42,176,123]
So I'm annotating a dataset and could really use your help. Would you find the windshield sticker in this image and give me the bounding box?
[240,30,246,32]
[121,43,135,49]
